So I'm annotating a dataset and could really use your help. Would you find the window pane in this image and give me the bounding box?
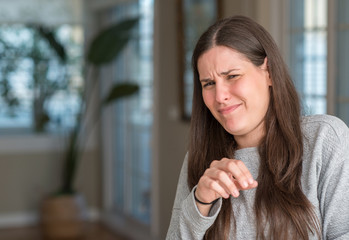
[0,24,83,133]
[289,0,327,115]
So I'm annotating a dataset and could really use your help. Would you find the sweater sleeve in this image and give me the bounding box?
[166,154,222,240]
[317,117,349,239]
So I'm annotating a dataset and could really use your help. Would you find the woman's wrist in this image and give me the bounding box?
[194,188,219,205]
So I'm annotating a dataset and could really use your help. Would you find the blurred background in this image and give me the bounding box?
[0,0,348,239]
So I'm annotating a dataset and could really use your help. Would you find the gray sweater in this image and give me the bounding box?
[166,115,349,239]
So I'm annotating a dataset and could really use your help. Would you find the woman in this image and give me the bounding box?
[166,16,349,239]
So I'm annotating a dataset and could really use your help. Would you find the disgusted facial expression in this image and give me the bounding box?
[198,46,272,149]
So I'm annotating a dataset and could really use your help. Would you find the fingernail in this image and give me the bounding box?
[242,181,248,188]
[248,178,254,184]
[233,190,239,197]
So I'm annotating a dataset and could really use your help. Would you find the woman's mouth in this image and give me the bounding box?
[218,104,242,115]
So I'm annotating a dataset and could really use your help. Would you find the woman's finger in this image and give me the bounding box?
[204,168,240,197]
[198,175,230,200]
[219,158,255,188]
[233,178,258,191]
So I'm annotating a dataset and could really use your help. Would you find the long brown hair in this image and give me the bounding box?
[188,16,320,239]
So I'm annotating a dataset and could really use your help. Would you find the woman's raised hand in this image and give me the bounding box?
[195,158,258,215]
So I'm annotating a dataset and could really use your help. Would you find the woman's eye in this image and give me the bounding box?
[203,81,215,88]
[227,74,239,80]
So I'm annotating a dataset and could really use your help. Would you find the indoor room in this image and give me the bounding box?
[0,0,348,239]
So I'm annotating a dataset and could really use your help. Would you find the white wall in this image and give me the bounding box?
[152,0,190,237]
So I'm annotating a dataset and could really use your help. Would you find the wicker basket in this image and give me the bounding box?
[41,194,86,239]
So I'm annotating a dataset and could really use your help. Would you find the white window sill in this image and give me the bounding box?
[0,133,67,154]
[0,127,97,154]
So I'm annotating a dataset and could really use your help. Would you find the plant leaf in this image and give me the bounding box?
[59,123,79,195]
[103,83,139,105]
[35,25,67,63]
[87,17,139,66]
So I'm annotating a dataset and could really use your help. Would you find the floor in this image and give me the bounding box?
[0,222,128,240]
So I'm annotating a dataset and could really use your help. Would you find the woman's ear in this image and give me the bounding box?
[262,57,272,86]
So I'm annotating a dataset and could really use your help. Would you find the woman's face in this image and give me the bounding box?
[197,46,272,149]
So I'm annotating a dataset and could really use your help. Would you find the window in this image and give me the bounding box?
[0,2,83,134]
[288,0,349,124]
[101,0,153,229]
[288,0,327,115]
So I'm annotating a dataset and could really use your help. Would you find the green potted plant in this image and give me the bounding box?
[41,17,140,239]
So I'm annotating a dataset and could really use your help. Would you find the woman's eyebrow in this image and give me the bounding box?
[220,68,239,75]
[200,69,240,82]
[200,78,212,83]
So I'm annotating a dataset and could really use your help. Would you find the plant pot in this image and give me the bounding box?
[41,194,86,239]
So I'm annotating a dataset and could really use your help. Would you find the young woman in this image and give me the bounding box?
[166,15,349,239]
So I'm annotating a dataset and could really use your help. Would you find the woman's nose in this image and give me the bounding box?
[215,81,230,103]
